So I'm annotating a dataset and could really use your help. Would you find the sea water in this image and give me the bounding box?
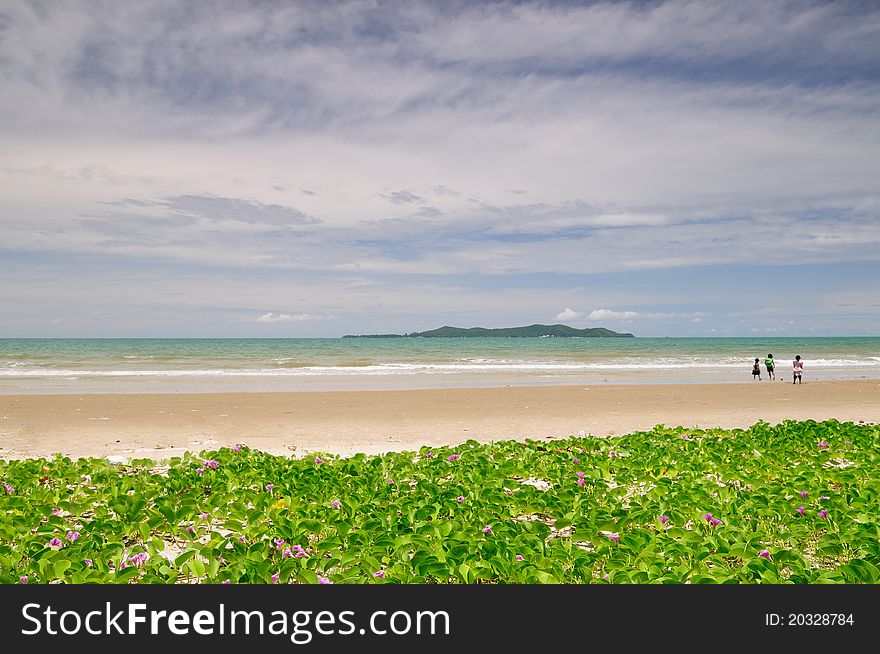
[1,337,878,393]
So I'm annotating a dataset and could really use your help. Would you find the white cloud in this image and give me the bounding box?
[256,312,322,324]
[589,309,640,320]
[554,308,581,321]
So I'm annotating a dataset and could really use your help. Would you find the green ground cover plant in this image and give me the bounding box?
[1,419,878,584]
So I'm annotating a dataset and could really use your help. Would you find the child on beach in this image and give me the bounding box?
[764,354,776,381]
[792,355,803,384]
[752,358,762,381]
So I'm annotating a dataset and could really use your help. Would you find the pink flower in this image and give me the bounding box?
[52,508,62,516]
[799,491,808,499]
[331,500,341,509]
[198,512,209,520]
[237,536,246,542]
[818,441,828,448]
[293,544,308,558]
[221,579,231,584]
[758,550,772,561]
[447,454,460,461]
[20,575,28,584]
[515,554,525,562]
[118,560,127,570]
[603,573,609,581]
[456,496,465,503]
[204,459,219,469]
[66,531,81,542]
[503,489,513,495]
[387,478,394,484]
[818,510,828,519]
[85,559,93,567]
[314,457,324,465]
[701,513,714,522]
[576,471,585,478]
[845,440,852,445]
[609,450,617,458]
[232,444,242,453]
[265,483,274,492]
[48,537,63,549]
[577,478,585,487]
[659,515,670,526]
[3,482,14,494]
[186,525,195,533]
[710,517,722,527]
[424,452,434,459]
[482,525,493,534]
[271,573,280,584]
[373,570,385,578]
[606,532,620,544]
[129,552,148,567]
[274,538,286,549]
[318,575,332,584]
[573,458,580,463]
[797,506,806,516]
[196,468,204,475]
[282,547,294,559]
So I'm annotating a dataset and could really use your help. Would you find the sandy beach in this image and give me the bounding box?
[1,379,877,460]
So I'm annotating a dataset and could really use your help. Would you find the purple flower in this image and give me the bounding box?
[424,452,434,459]
[758,549,772,561]
[609,450,617,457]
[818,510,828,519]
[186,526,195,533]
[66,531,81,542]
[20,575,28,584]
[274,538,286,549]
[331,500,341,509]
[387,478,394,484]
[314,457,324,465]
[799,491,808,499]
[85,559,93,568]
[447,454,460,461]
[118,560,127,570]
[797,506,805,516]
[573,458,580,463]
[3,482,14,494]
[659,515,670,526]
[198,512,209,520]
[204,459,219,469]
[576,471,585,478]
[196,468,204,476]
[293,544,308,558]
[318,575,333,584]
[701,513,714,523]
[265,483,274,493]
[603,573,609,581]
[482,525,493,534]
[577,478,585,487]
[373,570,385,578]
[504,489,513,495]
[129,552,148,567]
[237,536,246,542]
[271,572,280,584]
[48,537,63,549]
[845,440,852,446]
[606,532,620,544]
[456,496,465,503]
[52,508,62,516]
[232,444,242,453]
[282,547,294,559]
[710,517,723,527]
[515,554,525,562]
[221,579,231,584]
[818,441,828,449]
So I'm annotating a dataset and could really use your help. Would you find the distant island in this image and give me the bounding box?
[343,324,634,338]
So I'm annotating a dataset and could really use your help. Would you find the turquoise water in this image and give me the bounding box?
[1,337,878,393]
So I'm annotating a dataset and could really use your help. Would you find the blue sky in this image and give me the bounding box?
[1,0,878,337]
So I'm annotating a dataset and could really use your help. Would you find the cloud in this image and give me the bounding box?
[588,309,640,321]
[554,308,581,321]
[256,312,322,324]
[386,190,424,205]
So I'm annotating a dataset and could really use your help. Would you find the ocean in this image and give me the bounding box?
[1,337,878,394]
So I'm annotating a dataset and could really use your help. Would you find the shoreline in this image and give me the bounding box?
[1,380,878,460]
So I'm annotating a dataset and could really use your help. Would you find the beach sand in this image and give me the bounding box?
[1,380,878,460]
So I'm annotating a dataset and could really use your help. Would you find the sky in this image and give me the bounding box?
[1,0,879,338]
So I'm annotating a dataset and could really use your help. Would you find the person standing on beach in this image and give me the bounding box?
[752,358,762,381]
[792,355,804,384]
[764,354,776,381]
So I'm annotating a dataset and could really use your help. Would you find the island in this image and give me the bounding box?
[343,324,634,338]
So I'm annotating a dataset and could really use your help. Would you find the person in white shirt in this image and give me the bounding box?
[792,355,803,384]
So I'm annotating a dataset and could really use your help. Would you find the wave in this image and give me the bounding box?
[2,357,879,377]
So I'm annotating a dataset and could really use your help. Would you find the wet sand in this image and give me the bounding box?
[1,380,878,460]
